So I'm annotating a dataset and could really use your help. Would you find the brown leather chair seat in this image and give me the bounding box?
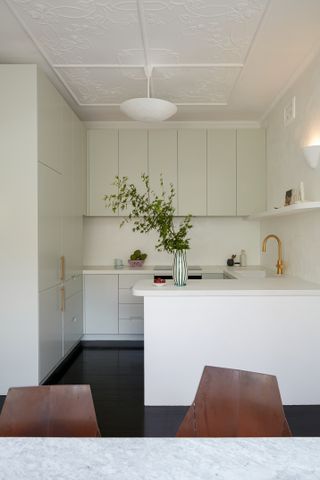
[176,366,292,437]
[0,385,100,437]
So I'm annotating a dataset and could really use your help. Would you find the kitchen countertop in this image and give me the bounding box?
[1,437,320,479]
[83,264,225,274]
[83,264,320,295]
[133,273,320,296]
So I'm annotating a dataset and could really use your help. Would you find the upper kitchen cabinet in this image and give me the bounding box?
[81,123,87,216]
[119,130,148,215]
[178,129,207,216]
[38,162,62,292]
[61,103,74,282]
[71,111,85,278]
[37,70,62,174]
[237,129,266,216]
[60,105,84,281]
[88,129,118,216]
[86,127,265,217]
[148,130,178,210]
[207,129,236,216]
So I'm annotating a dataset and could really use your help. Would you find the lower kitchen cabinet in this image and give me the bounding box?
[84,273,153,339]
[64,277,83,355]
[119,305,144,334]
[119,274,151,335]
[39,286,63,382]
[39,276,84,382]
[84,274,119,334]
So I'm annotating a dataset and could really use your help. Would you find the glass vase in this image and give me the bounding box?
[173,250,188,286]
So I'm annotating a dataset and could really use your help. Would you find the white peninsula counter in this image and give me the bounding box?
[133,275,320,406]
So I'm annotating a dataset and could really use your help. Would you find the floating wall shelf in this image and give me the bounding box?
[248,201,320,220]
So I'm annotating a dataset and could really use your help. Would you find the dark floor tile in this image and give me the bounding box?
[144,407,188,437]
[284,406,320,436]
[0,396,5,414]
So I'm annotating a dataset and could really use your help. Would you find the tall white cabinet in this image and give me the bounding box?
[0,65,86,394]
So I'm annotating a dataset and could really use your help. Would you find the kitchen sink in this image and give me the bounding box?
[232,268,266,278]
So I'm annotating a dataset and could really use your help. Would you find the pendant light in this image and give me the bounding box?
[120,66,177,122]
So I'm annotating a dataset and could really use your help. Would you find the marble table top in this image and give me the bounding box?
[1,437,320,479]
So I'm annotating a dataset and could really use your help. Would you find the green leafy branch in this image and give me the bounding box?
[104,174,192,254]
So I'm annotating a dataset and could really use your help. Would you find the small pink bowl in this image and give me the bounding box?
[128,259,145,268]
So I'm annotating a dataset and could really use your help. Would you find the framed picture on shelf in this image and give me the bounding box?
[285,189,294,206]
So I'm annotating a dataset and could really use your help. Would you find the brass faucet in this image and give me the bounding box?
[262,234,284,275]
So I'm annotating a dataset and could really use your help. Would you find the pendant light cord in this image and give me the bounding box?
[136,0,152,98]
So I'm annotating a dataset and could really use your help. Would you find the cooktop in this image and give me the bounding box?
[154,265,202,271]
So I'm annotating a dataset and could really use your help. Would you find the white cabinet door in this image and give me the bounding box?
[207,129,236,216]
[88,129,118,216]
[64,290,83,355]
[38,162,62,292]
[81,122,87,216]
[119,130,148,215]
[72,112,83,277]
[39,285,63,381]
[237,129,266,216]
[61,103,75,282]
[60,108,83,280]
[148,129,178,210]
[37,70,62,174]
[84,275,118,334]
[178,129,207,215]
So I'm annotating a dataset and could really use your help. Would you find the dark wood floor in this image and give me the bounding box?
[1,346,320,437]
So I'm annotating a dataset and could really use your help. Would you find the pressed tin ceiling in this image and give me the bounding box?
[2,0,320,121]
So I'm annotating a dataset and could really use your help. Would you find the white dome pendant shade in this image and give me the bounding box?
[120,67,177,122]
[120,97,177,122]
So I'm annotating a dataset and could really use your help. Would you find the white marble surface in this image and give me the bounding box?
[1,437,320,479]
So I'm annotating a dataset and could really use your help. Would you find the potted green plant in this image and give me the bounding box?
[104,174,192,286]
[128,249,147,268]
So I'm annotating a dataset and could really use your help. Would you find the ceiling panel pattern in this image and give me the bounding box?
[153,66,241,103]
[10,0,144,64]
[58,66,147,103]
[144,0,269,63]
[8,0,270,110]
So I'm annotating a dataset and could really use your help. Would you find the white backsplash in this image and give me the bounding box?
[261,49,320,283]
[83,216,261,266]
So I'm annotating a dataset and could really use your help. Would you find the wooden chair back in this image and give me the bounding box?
[0,385,100,437]
[176,366,292,437]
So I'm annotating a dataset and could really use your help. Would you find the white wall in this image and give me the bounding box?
[261,50,320,282]
[83,216,260,266]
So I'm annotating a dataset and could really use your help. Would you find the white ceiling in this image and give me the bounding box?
[1,0,320,122]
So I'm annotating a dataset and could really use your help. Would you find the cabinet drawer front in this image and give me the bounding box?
[119,318,144,335]
[119,274,152,289]
[65,275,82,299]
[119,304,143,320]
[119,288,143,304]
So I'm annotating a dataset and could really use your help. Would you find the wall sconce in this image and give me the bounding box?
[303,145,320,168]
